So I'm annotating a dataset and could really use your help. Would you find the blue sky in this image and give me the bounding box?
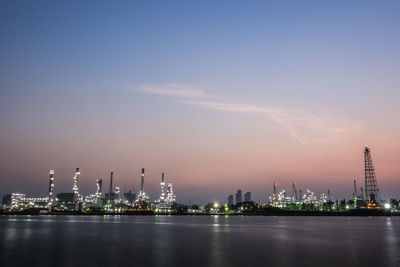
[1,1,400,203]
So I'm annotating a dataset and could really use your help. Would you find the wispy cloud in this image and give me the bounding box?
[183,100,362,144]
[136,83,206,98]
[135,83,363,144]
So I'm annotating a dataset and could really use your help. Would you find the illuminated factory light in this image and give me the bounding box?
[135,168,150,203]
[72,168,80,196]
[153,172,177,213]
[166,183,176,204]
[47,169,55,210]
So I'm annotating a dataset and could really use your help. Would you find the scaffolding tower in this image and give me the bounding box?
[364,146,379,203]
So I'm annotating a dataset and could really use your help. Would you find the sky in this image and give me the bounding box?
[1,0,400,204]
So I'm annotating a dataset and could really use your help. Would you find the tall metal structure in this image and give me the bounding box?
[271,182,278,205]
[96,179,102,199]
[135,168,150,203]
[166,183,176,203]
[48,170,55,209]
[292,182,297,202]
[72,168,80,196]
[109,171,114,204]
[364,146,379,202]
[353,179,358,198]
[140,168,144,192]
[159,172,165,202]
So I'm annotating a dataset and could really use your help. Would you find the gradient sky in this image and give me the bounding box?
[1,0,400,204]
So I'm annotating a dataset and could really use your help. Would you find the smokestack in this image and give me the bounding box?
[299,189,303,201]
[273,182,277,195]
[141,168,145,191]
[328,190,331,201]
[353,179,357,197]
[292,182,297,201]
[109,171,113,202]
[162,172,164,184]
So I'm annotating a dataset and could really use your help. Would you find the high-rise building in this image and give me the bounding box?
[235,190,242,204]
[228,194,234,205]
[244,192,252,202]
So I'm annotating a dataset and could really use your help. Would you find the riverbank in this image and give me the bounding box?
[0,207,396,216]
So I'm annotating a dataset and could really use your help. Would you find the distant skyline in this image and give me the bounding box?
[1,1,400,203]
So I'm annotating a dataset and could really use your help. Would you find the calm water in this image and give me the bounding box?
[0,215,399,267]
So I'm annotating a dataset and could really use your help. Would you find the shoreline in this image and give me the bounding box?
[0,209,396,217]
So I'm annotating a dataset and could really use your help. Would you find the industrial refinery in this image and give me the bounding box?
[1,146,398,215]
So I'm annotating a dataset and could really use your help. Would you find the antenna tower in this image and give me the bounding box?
[364,146,379,202]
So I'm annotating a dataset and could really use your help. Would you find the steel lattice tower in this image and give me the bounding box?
[364,146,379,202]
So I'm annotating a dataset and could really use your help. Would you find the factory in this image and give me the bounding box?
[1,166,178,214]
[153,172,176,213]
[1,146,397,215]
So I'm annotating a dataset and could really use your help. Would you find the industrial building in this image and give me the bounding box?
[2,193,48,210]
[153,172,176,213]
[0,146,389,215]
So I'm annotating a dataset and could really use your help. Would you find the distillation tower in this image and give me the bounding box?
[160,172,165,202]
[292,181,297,202]
[96,179,102,201]
[48,170,55,209]
[166,183,176,203]
[135,168,150,203]
[271,182,277,206]
[154,172,176,212]
[72,168,80,197]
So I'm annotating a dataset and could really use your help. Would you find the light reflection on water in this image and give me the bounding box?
[0,216,399,267]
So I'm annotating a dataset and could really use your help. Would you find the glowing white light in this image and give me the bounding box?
[384,203,391,210]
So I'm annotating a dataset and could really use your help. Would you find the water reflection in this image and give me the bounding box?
[385,217,399,266]
[1,216,400,267]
